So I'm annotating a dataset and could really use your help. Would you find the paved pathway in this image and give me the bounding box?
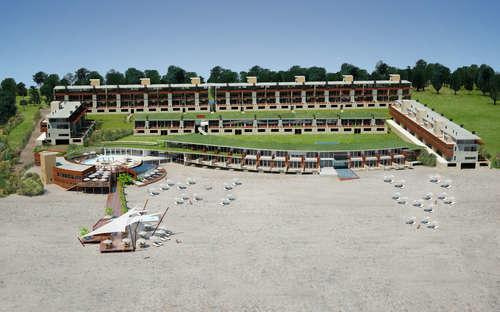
[106,190,122,217]
[15,108,49,172]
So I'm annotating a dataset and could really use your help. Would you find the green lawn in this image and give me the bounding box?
[6,101,41,151]
[134,108,389,121]
[412,87,500,159]
[86,113,133,130]
[114,132,417,151]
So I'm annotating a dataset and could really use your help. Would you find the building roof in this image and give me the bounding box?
[55,156,94,172]
[54,79,411,91]
[49,101,83,119]
[135,108,389,121]
[396,100,480,141]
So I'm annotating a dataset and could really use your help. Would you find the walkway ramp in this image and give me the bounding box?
[335,168,359,181]
[197,127,207,135]
[319,167,337,176]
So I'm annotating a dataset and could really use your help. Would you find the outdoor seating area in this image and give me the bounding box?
[383,173,457,230]
[80,206,168,253]
[134,168,167,187]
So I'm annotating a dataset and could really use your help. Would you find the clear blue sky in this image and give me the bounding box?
[1,0,498,85]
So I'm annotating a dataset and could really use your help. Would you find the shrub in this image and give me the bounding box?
[17,172,44,196]
[118,179,128,213]
[79,227,89,236]
[417,149,437,167]
[104,207,113,216]
[118,173,134,185]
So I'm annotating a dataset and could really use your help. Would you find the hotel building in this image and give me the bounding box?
[390,100,481,168]
[53,75,411,114]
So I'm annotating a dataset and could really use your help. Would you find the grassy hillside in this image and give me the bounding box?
[412,87,500,162]
[6,100,41,151]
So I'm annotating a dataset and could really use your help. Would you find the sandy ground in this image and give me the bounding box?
[0,164,499,311]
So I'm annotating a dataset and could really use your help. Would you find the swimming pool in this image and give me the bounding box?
[133,161,157,176]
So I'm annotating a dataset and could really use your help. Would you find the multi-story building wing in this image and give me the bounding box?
[390,100,481,168]
[134,114,387,136]
[46,101,94,145]
[53,75,411,114]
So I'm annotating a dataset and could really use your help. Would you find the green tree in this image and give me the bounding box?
[0,90,17,124]
[125,67,144,84]
[244,65,276,82]
[63,73,76,85]
[74,67,90,85]
[371,61,390,80]
[87,71,104,84]
[339,63,369,80]
[412,59,427,91]
[105,70,126,85]
[287,65,308,81]
[207,66,238,83]
[28,86,41,104]
[40,74,60,102]
[1,78,18,96]
[162,66,187,83]
[16,82,27,97]
[450,69,462,95]
[17,173,44,196]
[489,74,500,105]
[430,64,449,94]
[33,71,47,86]
[326,72,343,81]
[144,69,161,84]
[463,66,475,91]
[185,71,201,83]
[307,66,327,81]
[477,64,495,95]
[59,78,71,86]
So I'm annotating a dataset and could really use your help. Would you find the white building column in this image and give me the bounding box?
[168,93,173,111]
[252,91,257,105]
[143,93,149,109]
[275,91,280,104]
[225,92,231,105]
[397,89,403,100]
[92,94,97,110]
[372,89,377,102]
[301,90,306,104]
[64,94,69,101]
[324,90,329,103]
[116,94,121,108]
[350,89,355,103]
[195,92,200,110]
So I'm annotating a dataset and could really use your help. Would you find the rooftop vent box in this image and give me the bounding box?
[246,76,257,85]
[342,75,353,83]
[389,74,401,82]
[140,78,151,86]
[190,77,201,86]
[294,75,306,84]
[89,79,100,87]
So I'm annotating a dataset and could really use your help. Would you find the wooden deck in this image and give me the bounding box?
[137,168,167,187]
[99,232,134,253]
